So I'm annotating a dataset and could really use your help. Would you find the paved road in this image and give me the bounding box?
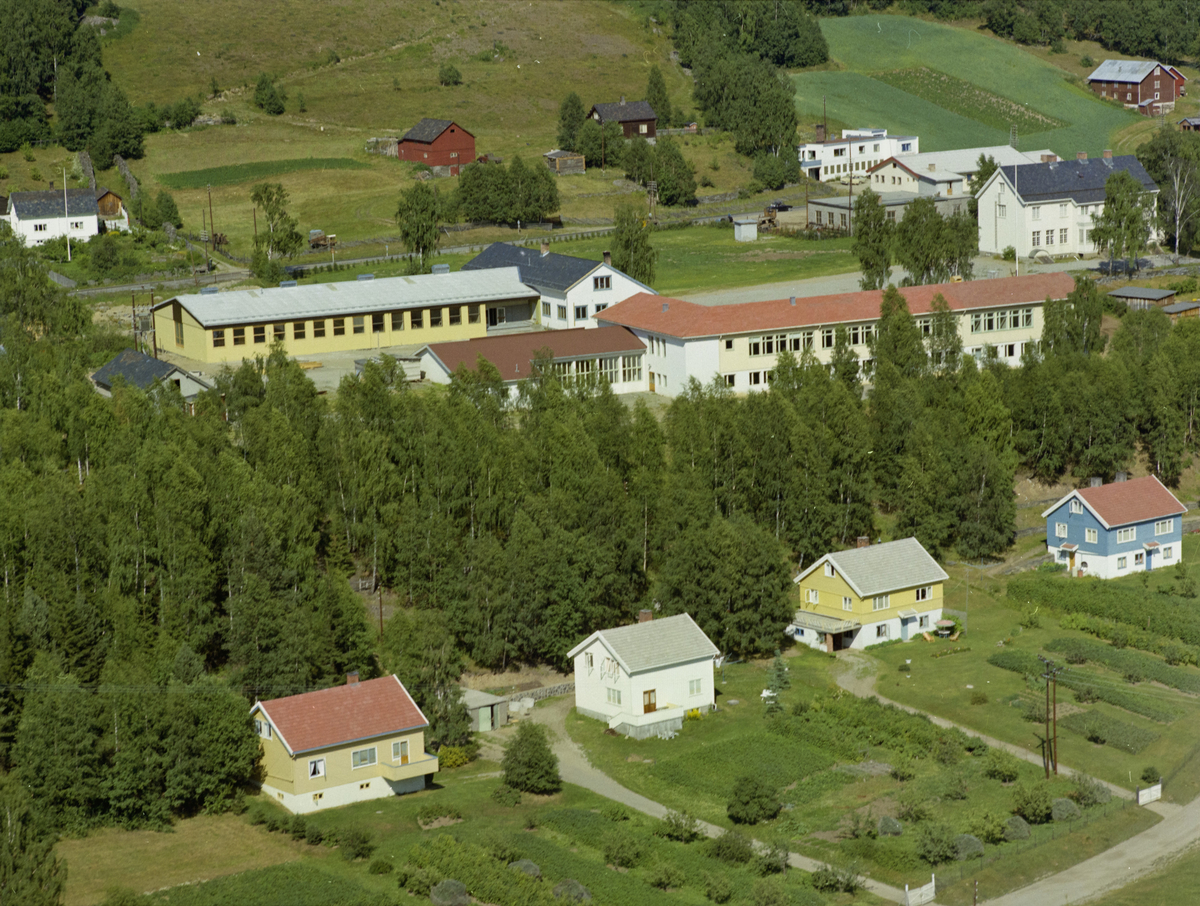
[526,697,916,905]
[833,651,1198,905]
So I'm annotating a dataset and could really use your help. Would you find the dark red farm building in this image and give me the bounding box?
[396,118,475,176]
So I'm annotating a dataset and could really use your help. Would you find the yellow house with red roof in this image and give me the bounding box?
[250,673,438,814]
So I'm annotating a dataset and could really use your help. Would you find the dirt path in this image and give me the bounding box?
[526,697,916,905]
[833,650,1200,904]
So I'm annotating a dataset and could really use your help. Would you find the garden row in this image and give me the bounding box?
[1054,614,1200,673]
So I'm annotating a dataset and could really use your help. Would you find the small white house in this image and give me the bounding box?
[7,188,100,245]
[568,613,719,740]
[797,127,917,182]
[461,242,656,329]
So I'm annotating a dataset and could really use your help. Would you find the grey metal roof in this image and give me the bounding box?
[1088,60,1159,83]
[9,188,98,219]
[996,156,1158,206]
[1164,301,1200,314]
[155,268,536,328]
[591,100,657,123]
[567,613,719,673]
[93,348,192,391]
[1108,286,1176,301]
[544,149,584,159]
[883,146,1056,178]
[810,191,920,209]
[460,688,508,709]
[1180,118,1200,126]
[462,242,600,293]
[800,538,948,598]
[400,118,462,143]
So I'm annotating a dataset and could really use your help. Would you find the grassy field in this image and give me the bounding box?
[157,158,369,189]
[1086,842,1200,906]
[795,16,1140,156]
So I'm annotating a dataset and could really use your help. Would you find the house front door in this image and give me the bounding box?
[649,372,656,392]
[643,690,656,714]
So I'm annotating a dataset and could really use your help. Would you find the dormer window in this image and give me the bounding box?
[1069,500,1083,514]
[824,562,835,578]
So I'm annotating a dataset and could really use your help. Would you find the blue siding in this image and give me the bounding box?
[1047,499,1183,561]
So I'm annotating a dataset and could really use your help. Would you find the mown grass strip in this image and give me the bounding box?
[157,157,369,189]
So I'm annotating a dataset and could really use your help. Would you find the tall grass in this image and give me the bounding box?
[158,158,368,189]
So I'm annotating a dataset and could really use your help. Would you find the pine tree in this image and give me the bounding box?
[645,65,672,125]
[556,91,586,152]
[0,776,66,906]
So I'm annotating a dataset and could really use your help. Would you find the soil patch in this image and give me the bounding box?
[419,816,464,830]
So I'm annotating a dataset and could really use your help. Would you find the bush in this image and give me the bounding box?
[983,748,1021,783]
[509,859,541,878]
[304,822,324,846]
[970,690,989,705]
[727,773,780,824]
[1002,245,1017,261]
[430,879,470,906]
[492,784,522,807]
[1052,797,1081,821]
[553,879,591,902]
[339,828,375,861]
[878,815,903,837]
[503,721,561,794]
[916,823,957,865]
[1072,774,1111,807]
[752,152,799,190]
[602,832,642,868]
[1004,815,1031,841]
[417,803,462,825]
[658,809,701,842]
[439,745,474,769]
[439,62,463,86]
[397,865,437,897]
[0,166,7,180]
[368,859,393,874]
[600,802,629,821]
[811,862,862,893]
[1012,782,1053,824]
[289,815,306,840]
[752,841,789,876]
[969,810,1006,844]
[253,73,285,115]
[648,862,687,890]
[955,834,984,861]
[890,756,915,781]
[897,792,930,824]
[21,143,34,162]
[707,829,754,864]
[702,872,733,903]
[1142,766,1161,784]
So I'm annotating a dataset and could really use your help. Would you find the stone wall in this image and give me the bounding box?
[502,681,574,704]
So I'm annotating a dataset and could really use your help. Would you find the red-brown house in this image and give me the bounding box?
[589,98,657,140]
[1087,60,1177,115]
[396,119,475,176]
[1167,65,1188,97]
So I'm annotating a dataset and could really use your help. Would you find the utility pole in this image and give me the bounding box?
[1039,656,1063,776]
[378,586,384,638]
[131,291,137,353]
[207,183,215,252]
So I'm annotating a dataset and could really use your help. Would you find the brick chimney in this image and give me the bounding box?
[638,609,653,623]
[347,671,360,685]
[815,123,826,144]
[928,163,936,171]
[540,240,550,257]
[1077,152,1087,160]
[1103,149,1113,159]
[603,250,612,266]
[857,536,869,549]
[1041,154,1056,163]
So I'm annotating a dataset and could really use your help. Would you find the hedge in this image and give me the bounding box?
[1044,637,1200,694]
[1059,711,1159,753]
[1057,612,1200,666]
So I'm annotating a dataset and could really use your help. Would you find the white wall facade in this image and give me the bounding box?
[262,772,426,816]
[799,130,918,182]
[573,639,715,728]
[789,608,943,651]
[538,265,655,330]
[9,211,98,246]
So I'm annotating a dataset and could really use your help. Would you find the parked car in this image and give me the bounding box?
[767,200,792,212]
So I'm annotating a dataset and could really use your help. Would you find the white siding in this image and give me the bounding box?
[573,639,715,723]
[10,211,99,246]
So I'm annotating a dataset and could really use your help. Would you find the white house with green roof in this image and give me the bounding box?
[568,613,719,740]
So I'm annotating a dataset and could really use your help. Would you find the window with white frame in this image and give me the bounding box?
[1165,546,1174,559]
[1117,556,1127,569]
[1046,229,1055,246]
[872,594,890,611]
[606,687,622,705]
[542,302,551,318]
[1134,552,1144,565]
[1031,231,1041,247]
[585,652,594,670]
[600,357,618,383]
[843,596,853,611]
[33,223,47,232]
[689,679,703,696]
[1155,519,1174,535]
[824,562,835,577]
[1117,527,1137,543]
[997,203,1006,218]
[806,588,819,605]
[575,305,588,321]
[1060,228,1068,244]
[1055,522,1068,538]
[393,740,409,763]
[621,355,642,382]
[915,586,930,602]
[557,305,568,321]
[254,719,272,739]
[876,624,889,639]
[1070,500,1083,514]
[1059,204,1068,217]
[1085,528,1098,543]
[1032,206,1041,221]
[309,758,325,778]
[821,328,835,349]
[352,747,377,769]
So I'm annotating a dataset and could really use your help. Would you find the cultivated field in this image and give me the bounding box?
[794,16,1140,156]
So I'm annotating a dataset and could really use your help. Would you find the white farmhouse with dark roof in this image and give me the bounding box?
[974,153,1160,259]
[461,241,655,329]
[568,613,718,739]
[6,188,100,245]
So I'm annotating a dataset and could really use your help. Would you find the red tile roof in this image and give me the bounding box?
[1075,476,1187,528]
[595,273,1076,339]
[424,326,646,382]
[255,675,428,755]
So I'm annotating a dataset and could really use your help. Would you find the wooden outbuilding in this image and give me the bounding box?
[396,118,475,176]
[544,149,585,174]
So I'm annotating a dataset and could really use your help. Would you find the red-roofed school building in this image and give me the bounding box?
[1042,475,1187,579]
[251,673,438,813]
[595,272,1075,397]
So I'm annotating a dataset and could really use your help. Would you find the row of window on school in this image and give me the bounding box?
[201,305,487,348]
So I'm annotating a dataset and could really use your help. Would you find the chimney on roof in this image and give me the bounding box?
[620,95,626,105]
[1077,152,1087,160]
[662,303,669,312]
[347,671,360,685]
[1103,149,1113,159]
[789,296,796,306]
[603,250,611,266]
[540,240,550,257]
[928,163,935,172]
[1042,154,1056,163]
[857,536,869,548]
[815,123,826,144]
[1115,471,1129,482]
[1089,476,1103,488]
[638,609,653,623]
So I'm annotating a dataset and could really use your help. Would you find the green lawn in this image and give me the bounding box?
[795,16,1140,156]
[1086,844,1200,906]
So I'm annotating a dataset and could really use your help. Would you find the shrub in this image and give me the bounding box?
[898,792,930,823]
[878,816,903,837]
[702,872,733,903]
[483,833,521,864]
[430,879,470,906]
[0,166,8,180]
[727,773,780,824]
[933,736,962,765]
[916,823,956,865]
[1022,698,1047,723]
[339,828,375,861]
[304,823,324,846]
[368,859,394,874]
[1142,766,1162,784]
[707,829,754,864]
[1012,782,1053,824]
[1002,245,1017,261]
[553,879,591,902]
[417,803,462,826]
[509,859,541,878]
[847,811,876,839]
[289,815,306,840]
[397,865,437,897]
[969,810,1006,844]
[439,745,474,769]
[438,62,463,86]
[1072,774,1111,807]
[1004,815,1031,841]
[983,748,1021,783]
[503,721,561,794]
[811,862,862,893]
[1081,54,1095,67]
[890,756,915,781]
[658,809,701,842]
[955,834,984,861]
[970,690,989,705]
[21,143,34,162]
[602,832,642,868]
[941,773,969,801]
[752,841,789,876]
[648,862,687,890]
[492,784,522,807]
[1052,798,1081,821]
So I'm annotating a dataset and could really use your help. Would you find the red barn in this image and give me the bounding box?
[1087,60,1177,116]
[396,119,475,176]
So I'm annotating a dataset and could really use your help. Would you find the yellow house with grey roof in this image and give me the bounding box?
[791,537,948,652]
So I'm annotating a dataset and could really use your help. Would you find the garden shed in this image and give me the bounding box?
[732,217,758,242]
[460,688,508,732]
[544,150,585,174]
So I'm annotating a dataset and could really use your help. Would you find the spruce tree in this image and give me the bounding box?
[556,91,586,152]
[502,721,560,794]
[0,777,66,906]
[645,65,672,125]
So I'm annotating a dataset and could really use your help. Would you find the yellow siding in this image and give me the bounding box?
[259,728,434,794]
[799,563,944,625]
[154,304,492,365]
[260,731,295,794]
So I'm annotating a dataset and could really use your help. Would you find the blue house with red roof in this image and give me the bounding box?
[1042,476,1187,579]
